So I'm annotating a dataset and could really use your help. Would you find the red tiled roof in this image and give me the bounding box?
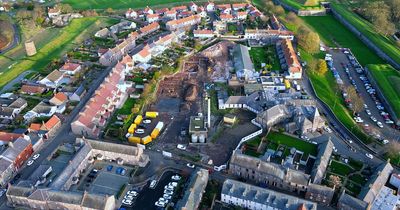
[52,92,68,103]
[61,63,80,71]
[29,123,41,131]
[138,46,151,58]
[147,14,159,19]
[172,5,187,11]
[21,85,45,94]
[140,22,160,34]
[217,4,231,9]
[45,115,61,130]
[194,29,213,34]
[282,39,302,73]
[0,132,23,142]
[237,11,247,16]
[220,14,234,20]
[166,15,200,27]
[48,8,60,14]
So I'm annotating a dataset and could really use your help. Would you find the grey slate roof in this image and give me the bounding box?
[222,179,317,210]
[339,192,368,210]
[358,162,393,204]
[311,139,333,184]
[175,168,209,210]
[88,139,139,156]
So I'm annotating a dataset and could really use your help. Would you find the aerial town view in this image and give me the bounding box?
[0,0,400,209]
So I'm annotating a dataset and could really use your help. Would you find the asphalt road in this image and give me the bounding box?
[16,65,114,181]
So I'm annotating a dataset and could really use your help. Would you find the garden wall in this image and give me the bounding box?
[331,8,400,69]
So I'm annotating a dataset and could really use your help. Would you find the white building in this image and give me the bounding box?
[221,179,317,210]
[371,186,400,210]
[390,174,400,189]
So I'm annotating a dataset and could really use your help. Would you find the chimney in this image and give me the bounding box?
[8,141,13,148]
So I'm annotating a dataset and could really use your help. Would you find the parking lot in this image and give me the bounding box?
[122,170,189,210]
[75,162,133,195]
[329,49,400,143]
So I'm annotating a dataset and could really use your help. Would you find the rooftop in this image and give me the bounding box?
[189,116,207,132]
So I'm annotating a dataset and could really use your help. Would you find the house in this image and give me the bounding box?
[220,14,234,22]
[337,192,368,210]
[94,28,110,38]
[310,140,333,184]
[175,169,209,210]
[0,158,14,187]
[358,162,393,204]
[146,14,160,23]
[0,137,33,170]
[164,10,177,20]
[143,6,154,15]
[193,29,214,39]
[125,8,138,18]
[71,62,127,138]
[69,85,86,102]
[49,92,68,106]
[213,21,227,33]
[166,15,201,31]
[178,11,194,18]
[221,179,317,210]
[271,14,282,30]
[172,5,188,12]
[23,102,65,122]
[197,6,207,18]
[132,46,152,63]
[217,4,232,14]
[244,29,294,41]
[110,21,136,34]
[205,1,215,12]
[29,115,61,137]
[278,39,302,79]
[59,62,82,75]
[0,98,27,120]
[155,8,169,15]
[0,132,24,145]
[39,70,67,88]
[47,7,60,18]
[236,11,247,20]
[139,22,160,36]
[232,3,247,10]
[20,85,46,95]
[305,183,334,205]
[189,2,198,12]
[0,107,16,120]
[233,44,256,81]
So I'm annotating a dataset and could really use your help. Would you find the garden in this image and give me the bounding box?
[248,46,281,72]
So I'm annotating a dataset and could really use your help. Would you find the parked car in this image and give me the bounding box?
[171,175,181,181]
[164,189,173,195]
[122,199,133,206]
[127,190,138,197]
[155,200,166,208]
[150,180,157,189]
[177,144,186,150]
[365,153,374,159]
[186,163,195,168]
[32,154,40,160]
[164,185,174,191]
[27,160,34,166]
[163,194,172,200]
[143,119,151,124]
[135,129,145,134]
[107,165,113,171]
[377,121,384,128]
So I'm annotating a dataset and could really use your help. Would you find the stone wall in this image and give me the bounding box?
[331,8,400,69]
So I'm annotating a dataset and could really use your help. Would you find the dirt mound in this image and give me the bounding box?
[184,84,198,101]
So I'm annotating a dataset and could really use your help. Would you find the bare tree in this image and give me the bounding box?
[328,175,342,188]
[346,86,364,115]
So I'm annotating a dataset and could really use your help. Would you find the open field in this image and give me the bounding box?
[0,17,117,89]
[301,15,384,66]
[331,3,400,67]
[280,0,323,10]
[367,64,400,117]
[62,0,245,10]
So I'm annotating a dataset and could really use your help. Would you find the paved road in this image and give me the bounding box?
[0,21,20,55]
[0,70,31,93]
[16,65,114,181]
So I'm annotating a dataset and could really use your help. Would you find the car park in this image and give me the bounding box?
[365,153,374,159]
[27,160,34,166]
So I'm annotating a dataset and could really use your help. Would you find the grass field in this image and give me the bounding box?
[0,17,117,89]
[367,64,400,117]
[331,3,400,67]
[249,46,281,71]
[330,160,354,176]
[301,15,384,66]
[62,0,244,10]
[267,131,317,156]
[280,0,323,10]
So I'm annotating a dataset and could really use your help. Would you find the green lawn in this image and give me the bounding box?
[331,3,400,67]
[280,0,324,10]
[329,160,354,176]
[0,17,116,89]
[62,0,244,10]
[349,174,366,185]
[249,46,281,72]
[267,131,317,156]
[367,64,400,118]
[301,15,384,66]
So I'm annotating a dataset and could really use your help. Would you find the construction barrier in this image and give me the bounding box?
[134,115,143,125]
[145,112,159,119]
[141,136,152,145]
[128,136,141,144]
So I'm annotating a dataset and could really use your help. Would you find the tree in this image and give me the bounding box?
[386,0,400,22]
[57,3,73,14]
[297,26,320,54]
[286,12,301,26]
[373,15,396,36]
[105,8,115,15]
[273,5,285,16]
[346,86,364,115]
[316,59,328,75]
[328,175,341,188]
